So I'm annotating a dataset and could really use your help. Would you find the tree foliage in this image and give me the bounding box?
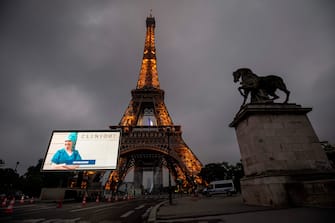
[0,168,20,195]
[0,158,74,197]
[199,161,244,192]
[1,158,247,197]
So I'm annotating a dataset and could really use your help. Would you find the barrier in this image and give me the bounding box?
[4,199,15,214]
[57,200,62,208]
[4,204,14,214]
[82,197,86,206]
[20,196,24,204]
[1,198,7,207]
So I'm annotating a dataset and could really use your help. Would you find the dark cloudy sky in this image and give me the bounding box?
[1,0,334,175]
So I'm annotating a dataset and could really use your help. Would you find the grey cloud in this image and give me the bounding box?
[0,0,334,174]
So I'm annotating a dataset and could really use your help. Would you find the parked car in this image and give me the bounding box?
[202,179,236,196]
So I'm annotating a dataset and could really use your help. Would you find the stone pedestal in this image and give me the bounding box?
[230,103,335,207]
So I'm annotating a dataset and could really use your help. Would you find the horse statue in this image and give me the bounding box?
[233,68,290,107]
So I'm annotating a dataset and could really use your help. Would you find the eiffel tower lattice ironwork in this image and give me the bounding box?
[106,14,202,193]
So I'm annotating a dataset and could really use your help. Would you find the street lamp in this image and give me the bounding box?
[166,127,172,205]
[14,161,20,172]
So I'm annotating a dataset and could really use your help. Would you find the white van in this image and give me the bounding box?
[203,180,235,196]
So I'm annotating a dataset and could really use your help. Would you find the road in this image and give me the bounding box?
[0,196,164,223]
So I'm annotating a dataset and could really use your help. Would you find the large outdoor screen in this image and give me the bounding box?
[42,131,121,171]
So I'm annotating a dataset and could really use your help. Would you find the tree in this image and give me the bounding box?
[199,161,244,192]
[0,159,5,167]
[21,159,44,197]
[20,159,75,197]
[200,163,227,183]
[321,141,335,168]
[0,168,20,195]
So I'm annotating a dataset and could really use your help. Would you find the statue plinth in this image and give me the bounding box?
[230,103,335,207]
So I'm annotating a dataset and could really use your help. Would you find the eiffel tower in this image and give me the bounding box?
[107,14,202,193]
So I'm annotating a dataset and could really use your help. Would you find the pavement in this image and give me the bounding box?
[147,194,335,223]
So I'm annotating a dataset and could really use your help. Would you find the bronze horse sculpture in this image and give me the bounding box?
[233,68,290,107]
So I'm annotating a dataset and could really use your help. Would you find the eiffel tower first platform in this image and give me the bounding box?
[107,15,203,193]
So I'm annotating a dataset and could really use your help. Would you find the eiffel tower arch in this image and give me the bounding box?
[106,15,202,193]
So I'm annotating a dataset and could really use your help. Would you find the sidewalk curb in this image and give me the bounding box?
[147,200,168,223]
[156,207,280,221]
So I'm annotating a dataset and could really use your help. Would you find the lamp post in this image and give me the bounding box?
[166,127,172,205]
[14,161,20,173]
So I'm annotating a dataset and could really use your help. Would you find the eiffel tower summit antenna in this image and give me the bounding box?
[136,11,159,89]
[107,15,203,193]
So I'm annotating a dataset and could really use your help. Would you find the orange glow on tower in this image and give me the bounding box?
[136,15,160,89]
[108,14,203,190]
